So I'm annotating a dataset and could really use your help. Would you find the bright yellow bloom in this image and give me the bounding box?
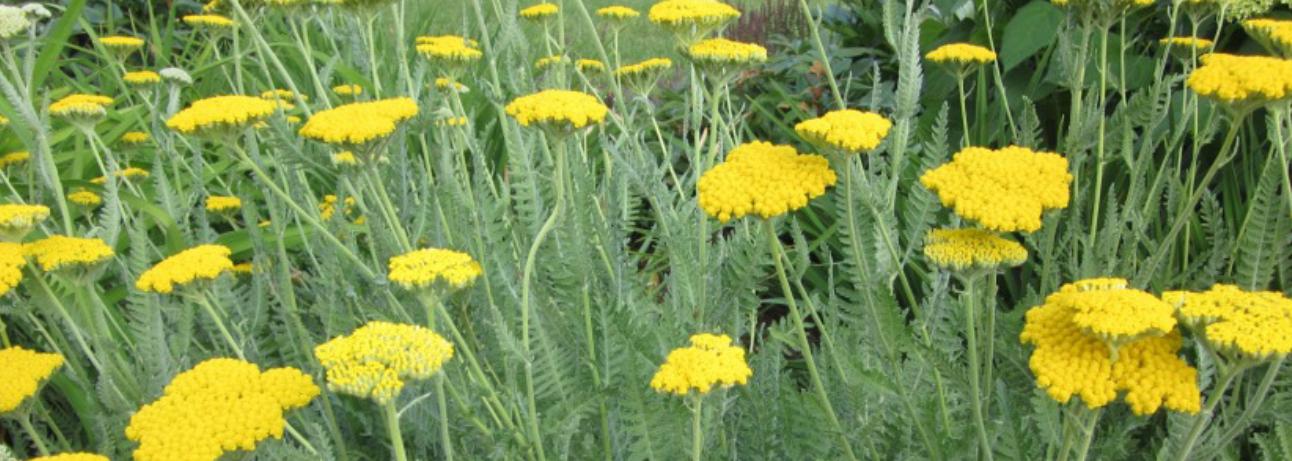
[120,131,151,145]
[650,333,751,395]
[298,98,419,147]
[125,358,319,461]
[23,235,114,271]
[99,35,144,51]
[49,94,113,119]
[434,77,468,92]
[1047,278,1177,345]
[415,35,482,64]
[205,195,243,213]
[182,14,236,29]
[434,115,468,127]
[0,242,24,296]
[649,0,741,34]
[925,43,997,66]
[28,454,110,461]
[135,244,235,294]
[90,166,150,185]
[166,95,277,136]
[597,5,640,20]
[67,190,102,207]
[1187,53,1292,109]
[1159,36,1215,50]
[687,37,767,67]
[920,145,1072,233]
[315,321,455,404]
[923,228,1027,271]
[505,89,609,131]
[535,54,570,70]
[260,89,308,102]
[519,2,558,19]
[794,109,892,153]
[319,195,364,223]
[615,57,673,77]
[697,141,836,223]
[332,151,359,166]
[387,248,482,291]
[123,70,162,86]
[333,84,363,96]
[231,262,255,275]
[577,58,606,73]
[0,150,29,168]
[0,204,49,240]
[0,346,63,414]
[1164,284,1292,360]
[1020,280,1199,415]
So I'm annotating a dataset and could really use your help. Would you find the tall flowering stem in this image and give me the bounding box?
[961,272,994,461]
[384,401,409,461]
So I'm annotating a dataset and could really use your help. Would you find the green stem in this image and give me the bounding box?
[691,394,704,461]
[1174,363,1245,461]
[957,75,971,147]
[1074,407,1101,461]
[963,275,993,461]
[1197,357,1286,459]
[361,165,413,251]
[18,413,50,456]
[418,291,455,461]
[1089,24,1109,245]
[385,401,409,461]
[977,0,1017,138]
[764,220,858,461]
[797,0,845,109]
[195,291,245,359]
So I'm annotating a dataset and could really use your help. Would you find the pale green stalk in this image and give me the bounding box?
[962,274,993,461]
[797,0,844,109]
[18,413,50,456]
[385,401,409,461]
[691,394,704,461]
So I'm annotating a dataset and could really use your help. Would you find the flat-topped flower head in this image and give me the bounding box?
[0,242,24,296]
[1160,36,1215,62]
[183,14,236,30]
[597,5,640,24]
[99,35,144,53]
[0,151,27,168]
[314,321,455,404]
[124,70,162,87]
[1045,278,1177,346]
[119,131,150,145]
[90,166,150,185]
[1020,280,1199,415]
[651,333,751,395]
[434,115,468,127]
[520,2,558,20]
[1188,53,1292,112]
[794,109,892,154]
[0,6,32,40]
[388,248,483,291]
[49,94,113,122]
[68,190,102,207]
[0,203,49,240]
[616,57,673,94]
[416,35,483,74]
[687,37,766,73]
[23,235,114,272]
[160,67,193,86]
[0,346,63,414]
[332,151,359,167]
[125,358,319,461]
[136,244,234,294]
[577,59,606,73]
[926,43,996,66]
[299,98,419,153]
[206,195,242,214]
[649,0,741,44]
[1164,284,1292,360]
[505,90,609,134]
[28,454,110,461]
[924,228,1027,271]
[1243,19,1292,57]
[698,141,837,223]
[434,77,469,93]
[166,95,277,138]
[920,145,1072,233]
[535,54,570,70]
[333,84,363,97]
[260,89,308,103]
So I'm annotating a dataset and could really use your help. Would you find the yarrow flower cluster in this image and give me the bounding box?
[0,203,49,239]
[333,84,363,97]
[505,89,609,132]
[1164,284,1292,360]
[314,321,455,404]
[23,235,114,272]
[299,98,418,150]
[415,35,483,68]
[205,195,242,213]
[519,2,559,20]
[182,14,236,29]
[67,190,103,207]
[535,54,570,70]
[920,146,1072,233]
[91,167,150,185]
[1243,19,1292,58]
[124,71,162,86]
[648,0,741,42]
[697,141,837,223]
[49,94,113,120]
[0,150,28,168]
[0,346,63,414]
[794,109,892,153]
[687,37,767,69]
[28,454,110,461]
[99,35,145,52]
[597,5,640,21]
[650,333,752,395]
[577,59,606,73]
[135,244,235,294]
[166,95,277,136]
[1020,279,1199,415]
[1187,53,1292,110]
[125,358,319,461]
[923,228,1027,271]
[0,242,24,296]
[925,43,997,67]
[387,248,483,291]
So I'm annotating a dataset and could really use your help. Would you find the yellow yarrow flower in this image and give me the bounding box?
[205,195,243,213]
[434,77,468,92]
[1187,53,1292,111]
[1020,280,1200,415]
[90,166,150,185]
[332,151,359,166]
[697,141,836,223]
[615,57,673,93]
[28,454,110,461]
[577,58,606,73]
[0,150,29,168]
[231,262,255,275]
[925,43,997,66]
[135,244,235,294]
[535,54,570,70]
[1159,36,1215,50]
[49,94,113,120]
[23,235,114,272]
[415,35,483,64]
[98,35,144,52]
[182,14,236,29]
[794,109,892,153]
[166,95,278,137]
[597,5,641,20]
[923,228,1027,271]
[687,37,767,68]
[319,195,364,223]
[67,190,102,207]
[519,2,559,20]
[123,70,162,86]
[314,321,455,404]
[920,145,1072,233]
[434,115,468,127]
[1164,284,1292,360]
[0,204,49,240]
[260,89,308,102]
[298,98,419,149]
[0,346,63,414]
[1046,278,1177,346]
[649,0,741,43]
[0,242,25,296]
[650,333,751,395]
[333,84,363,96]
[120,131,151,145]
[505,89,609,132]
[125,358,319,461]
[387,247,483,291]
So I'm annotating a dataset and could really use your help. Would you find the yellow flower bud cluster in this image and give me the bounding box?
[925,43,997,66]
[205,195,243,213]
[1164,284,1292,360]
[67,190,102,207]
[387,247,483,291]
[794,109,892,153]
[314,321,455,404]
[1187,53,1292,108]
[166,95,277,135]
[99,35,144,51]
[697,141,836,223]
[519,2,559,19]
[0,150,29,168]
[923,228,1027,271]
[415,35,483,64]
[0,346,63,414]
[615,57,673,78]
[135,244,235,294]
[597,5,640,20]
[650,333,751,395]
[1048,278,1177,345]
[299,98,419,147]
[121,131,151,144]
[920,146,1072,233]
[23,235,115,271]
[123,70,162,86]
[1243,19,1292,57]
[332,84,363,96]
[182,14,236,29]
[125,358,319,461]
[0,203,50,234]
[505,90,609,131]
[49,94,113,119]
[687,37,767,67]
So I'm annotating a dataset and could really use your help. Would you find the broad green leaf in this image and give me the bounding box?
[1000,1,1062,72]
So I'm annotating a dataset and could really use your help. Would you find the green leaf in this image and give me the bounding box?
[34,0,88,91]
[999,1,1063,72]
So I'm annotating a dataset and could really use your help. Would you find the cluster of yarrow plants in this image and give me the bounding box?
[1,0,1292,459]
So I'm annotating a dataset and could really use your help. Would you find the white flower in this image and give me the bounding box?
[21,4,51,20]
[159,67,192,85]
[0,6,33,39]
